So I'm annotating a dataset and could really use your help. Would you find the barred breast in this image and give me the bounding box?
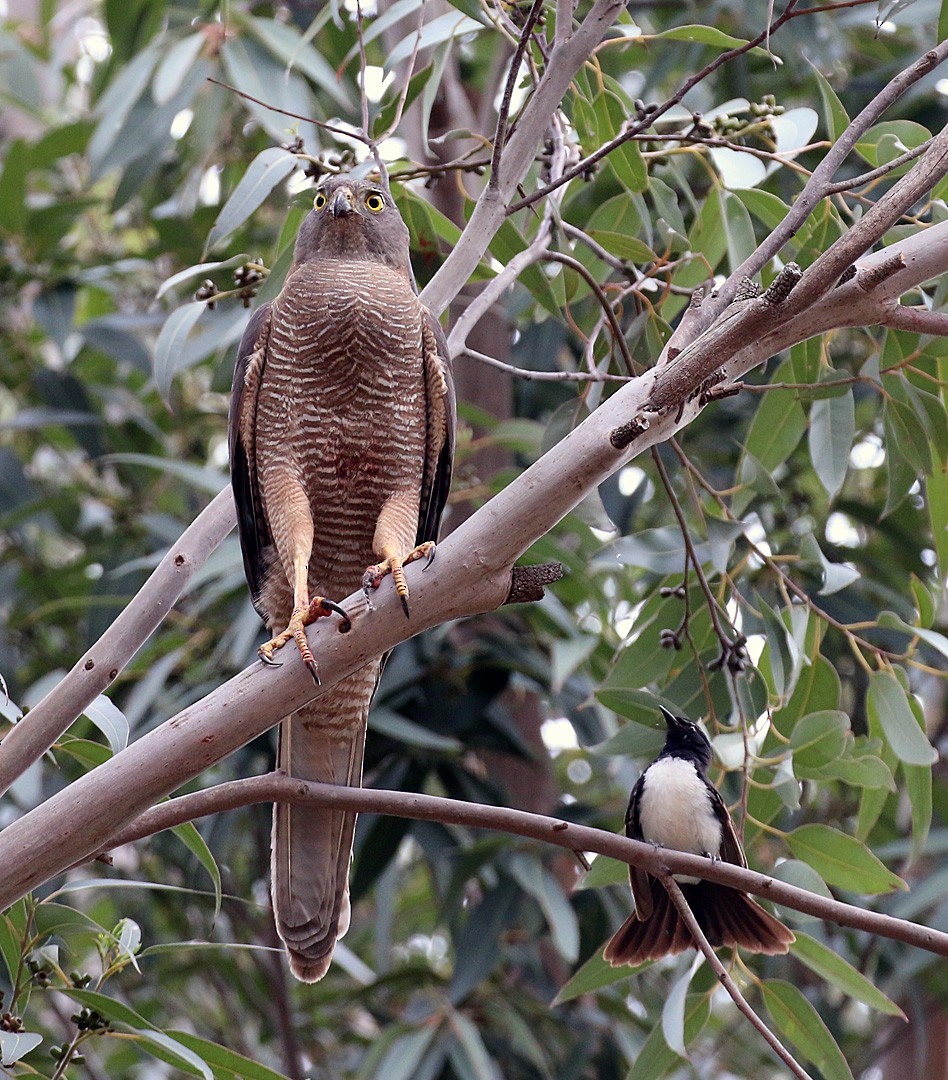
[254,258,428,621]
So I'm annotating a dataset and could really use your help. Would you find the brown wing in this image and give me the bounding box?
[624,772,654,921]
[417,309,455,546]
[228,302,273,617]
[706,783,748,867]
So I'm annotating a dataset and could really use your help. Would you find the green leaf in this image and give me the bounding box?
[878,611,948,666]
[626,995,711,1080]
[651,25,752,49]
[856,120,931,169]
[170,822,222,918]
[0,913,22,986]
[720,190,756,273]
[248,17,349,106]
[507,854,579,963]
[807,61,851,142]
[867,670,937,766]
[152,34,205,104]
[552,948,642,1004]
[791,932,905,1018]
[0,138,29,233]
[153,302,206,402]
[156,255,250,300]
[786,824,906,894]
[205,147,298,253]
[587,230,657,264]
[451,1011,499,1080]
[60,991,212,1077]
[927,465,948,588]
[599,91,647,193]
[734,368,806,514]
[369,708,462,751]
[903,760,932,862]
[167,1031,295,1080]
[790,710,849,772]
[735,188,791,231]
[578,855,628,890]
[762,979,854,1080]
[808,389,854,499]
[388,10,484,66]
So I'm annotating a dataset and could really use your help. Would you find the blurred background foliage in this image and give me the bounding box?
[0,0,947,1077]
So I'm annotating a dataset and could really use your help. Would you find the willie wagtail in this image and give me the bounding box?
[604,706,794,966]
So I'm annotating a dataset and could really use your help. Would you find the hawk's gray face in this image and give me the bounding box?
[293,177,411,271]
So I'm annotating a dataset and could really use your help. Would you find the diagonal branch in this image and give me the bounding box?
[0,486,238,798]
[660,874,812,1080]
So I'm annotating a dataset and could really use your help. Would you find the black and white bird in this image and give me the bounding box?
[604,706,794,966]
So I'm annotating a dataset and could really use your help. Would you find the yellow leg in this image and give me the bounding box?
[259,551,350,683]
[362,541,436,618]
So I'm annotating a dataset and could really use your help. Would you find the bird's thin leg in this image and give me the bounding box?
[363,490,431,618]
[259,555,350,684]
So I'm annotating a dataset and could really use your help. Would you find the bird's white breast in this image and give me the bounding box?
[638,757,722,881]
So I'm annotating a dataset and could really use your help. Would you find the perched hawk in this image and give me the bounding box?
[229,176,454,981]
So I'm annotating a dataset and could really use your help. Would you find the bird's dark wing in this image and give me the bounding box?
[228,302,273,617]
[417,309,455,546]
[705,782,747,867]
[624,772,654,921]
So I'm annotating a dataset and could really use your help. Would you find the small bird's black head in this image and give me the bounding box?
[658,706,713,771]
[292,176,411,274]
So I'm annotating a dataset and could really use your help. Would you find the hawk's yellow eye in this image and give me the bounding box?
[313,192,327,211]
[365,193,384,212]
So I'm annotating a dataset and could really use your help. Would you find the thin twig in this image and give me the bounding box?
[207,78,370,146]
[463,347,632,381]
[542,250,640,375]
[661,874,812,1080]
[651,448,738,669]
[823,138,933,195]
[490,0,545,189]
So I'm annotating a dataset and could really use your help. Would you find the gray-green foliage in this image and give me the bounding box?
[0,1,946,1078]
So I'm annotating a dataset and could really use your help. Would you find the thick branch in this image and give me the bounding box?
[95,775,948,960]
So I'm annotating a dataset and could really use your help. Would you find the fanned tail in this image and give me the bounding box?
[271,665,377,982]
[604,877,794,967]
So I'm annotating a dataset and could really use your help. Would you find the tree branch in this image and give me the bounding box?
[0,487,238,798]
[660,875,811,1080]
[87,774,948,961]
[420,0,626,317]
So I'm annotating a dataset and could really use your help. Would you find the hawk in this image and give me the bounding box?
[229,176,454,981]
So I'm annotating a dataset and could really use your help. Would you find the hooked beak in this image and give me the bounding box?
[330,188,355,218]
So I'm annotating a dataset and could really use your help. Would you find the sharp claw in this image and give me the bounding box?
[259,653,282,668]
[423,545,436,571]
[320,598,350,623]
[305,659,321,686]
[400,594,411,619]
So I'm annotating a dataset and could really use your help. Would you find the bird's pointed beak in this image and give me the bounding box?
[659,705,680,730]
[330,188,355,218]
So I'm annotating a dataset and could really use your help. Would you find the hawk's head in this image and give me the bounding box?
[293,176,411,274]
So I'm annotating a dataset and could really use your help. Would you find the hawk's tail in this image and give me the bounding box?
[271,667,375,982]
[603,877,794,967]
